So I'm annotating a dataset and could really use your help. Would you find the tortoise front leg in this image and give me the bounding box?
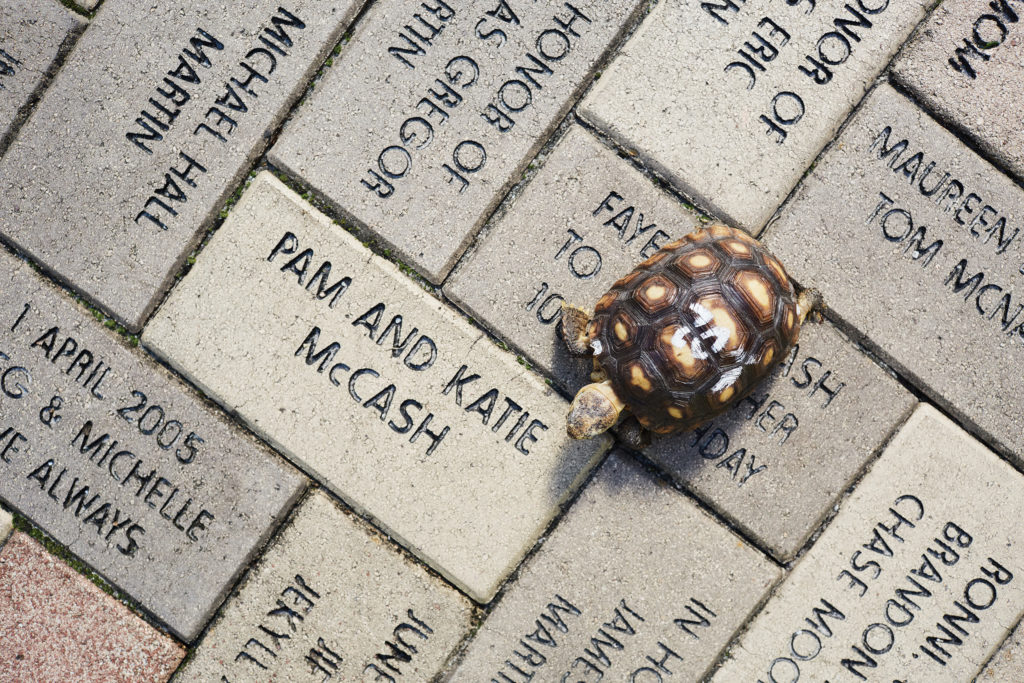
[560,304,594,356]
[616,415,652,450]
[796,288,823,324]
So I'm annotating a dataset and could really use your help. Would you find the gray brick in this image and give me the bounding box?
[0,0,362,330]
[0,0,84,156]
[178,491,474,683]
[446,451,780,682]
[893,0,1024,183]
[270,0,645,283]
[143,172,611,603]
[0,248,306,640]
[764,83,1024,463]
[713,405,1024,681]
[580,0,930,231]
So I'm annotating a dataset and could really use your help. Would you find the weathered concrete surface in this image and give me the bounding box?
[446,451,780,682]
[713,405,1024,681]
[178,491,474,683]
[271,0,645,283]
[144,172,611,603]
[0,247,307,640]
[581,0,930,231]
[765,83,1024,463]
[0,0,362,329]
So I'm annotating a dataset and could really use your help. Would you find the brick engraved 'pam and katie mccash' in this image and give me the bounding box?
[893,0,1024,183]
[580,0,930,231]
[446,452,780,682]
[765,83,1024,463]
[178,491,473,683]
[0,0,84,155]
[143,172,611,603]
[0,0,362,331]
[0,249,306,641]
[713,405,1024,681]
[447,124,915,561]
[269,0,645,284]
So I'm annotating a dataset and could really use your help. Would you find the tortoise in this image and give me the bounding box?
[561,223,820,447]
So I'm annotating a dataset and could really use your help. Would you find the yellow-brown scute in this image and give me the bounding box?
[588,224,799,436]
[733,269,776,325]
[633,274,676,314]
[719,238,752,257]
[672,248,720,278]
[657,325,706,379]
[628,363,653,392]
[611,311,638,348]
[594,291,617,314]
[696,294,749,354]
[707,224,733,238]
[764,254,789,284]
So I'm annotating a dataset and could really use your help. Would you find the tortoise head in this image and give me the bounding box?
[566,380,626,440]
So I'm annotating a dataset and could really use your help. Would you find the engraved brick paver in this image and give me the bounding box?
[712,404,1024,681]
[269,0,645,284]
[764,83,1024,463]
[4,0,1024,672]
[979,621,1024,680]
[0,248,306,641]
[178,491,473,682]
[0,0,84,156]
[580,0,931,232]
[0,532,185,682]
[646,321,915,561]
[447,123,915,562]
[0,0,363,331]
[446,451,780,682]
[143,172,611,603]
[445,124,702,392]
[893,0,1024,183]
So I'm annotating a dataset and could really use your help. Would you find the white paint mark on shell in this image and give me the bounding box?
[688,301,730,353]
[690,302,713,327]
[590,339,603,355]
[670,327,688,350]
[706,326,730,353]
[711,366,743,392]
[691,338,708,360]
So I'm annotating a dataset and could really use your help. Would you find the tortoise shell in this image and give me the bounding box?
[588,224,798,435]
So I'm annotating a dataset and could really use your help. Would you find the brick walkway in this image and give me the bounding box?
[0,0,1022,680]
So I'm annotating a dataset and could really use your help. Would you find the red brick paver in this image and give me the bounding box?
[0,532,183,683]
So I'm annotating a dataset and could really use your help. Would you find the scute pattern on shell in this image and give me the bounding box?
[589,225,799,435]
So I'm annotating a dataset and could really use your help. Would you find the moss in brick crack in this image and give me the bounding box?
[58,0,94,18]
[11,514,121,600]
[216,170,257,220]
[379,248,433,290]
[76,300,138,346]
